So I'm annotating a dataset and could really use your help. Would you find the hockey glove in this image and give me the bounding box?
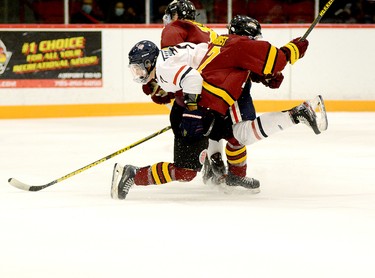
[142,79,173,104]
[281,37,309,65]
[250,72,284,89]
[263,73,284,89]
[151,91,174,105]
[180,109,205,140]
[142,79,157,95]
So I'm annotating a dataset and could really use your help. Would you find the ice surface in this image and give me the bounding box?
[1,113,374,278]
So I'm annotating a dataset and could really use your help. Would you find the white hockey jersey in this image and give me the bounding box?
[155,42,208,96]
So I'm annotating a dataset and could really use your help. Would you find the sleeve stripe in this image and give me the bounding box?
[256,117,268,138]
[173,65,187,85]
[263,45,278,75]
[179,67,193,87]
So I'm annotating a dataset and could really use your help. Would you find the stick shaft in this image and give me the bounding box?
[8,125,171,191]
[55,125,171,184]
[301,0,336,41]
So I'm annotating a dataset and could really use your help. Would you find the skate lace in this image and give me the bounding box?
[227,174,258,188]
[122,178,134,192]
[120,166,138,193]
[296,115,311,127]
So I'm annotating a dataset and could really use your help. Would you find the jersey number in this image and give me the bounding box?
[197,46,221,73]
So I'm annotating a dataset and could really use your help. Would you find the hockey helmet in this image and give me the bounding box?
[128,40,159,84]
[163,0,196,25]
[228,15,262,39]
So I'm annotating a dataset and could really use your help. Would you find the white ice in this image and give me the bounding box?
[1,113,375,278]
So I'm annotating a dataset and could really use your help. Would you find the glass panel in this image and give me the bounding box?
[0,1,373,24]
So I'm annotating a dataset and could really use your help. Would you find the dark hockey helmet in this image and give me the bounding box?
[228,15,262,39]
[128,40,159,84]
[164,0,196,22]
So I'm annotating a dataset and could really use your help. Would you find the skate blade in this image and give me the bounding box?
[110,163,123,199]
[310,95,328,133]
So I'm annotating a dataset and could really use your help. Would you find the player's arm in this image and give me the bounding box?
[280,37,309,65]
[142,79,174,105]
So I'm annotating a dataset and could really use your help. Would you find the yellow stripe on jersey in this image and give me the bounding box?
[202,81,235,107]
[263,46,278,75]
[188,20,218,43]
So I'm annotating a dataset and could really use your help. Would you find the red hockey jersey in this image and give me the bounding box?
[161,19,217,49]
[198,34,289,115]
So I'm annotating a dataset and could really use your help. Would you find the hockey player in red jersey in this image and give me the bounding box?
[143,0,228,185]
[142,0,218,107]
[199,16,326,187]
[160,0,217,49]
[110,16,327,200]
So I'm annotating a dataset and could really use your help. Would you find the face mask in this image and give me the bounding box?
[129,63,150,84]
[82,4,92,14]
[115,8,125,16]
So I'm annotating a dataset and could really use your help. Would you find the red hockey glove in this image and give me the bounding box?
[151,91,174,105]
[281,37,309,65]
[142,79,156,95]
[142,79,173,105]
[142,79,163,96]
[250,72,263,83]
[250,72,284,89]
[263,73,284,89]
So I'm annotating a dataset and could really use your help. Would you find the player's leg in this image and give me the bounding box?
[233,95,328,145]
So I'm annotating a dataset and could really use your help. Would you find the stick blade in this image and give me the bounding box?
[8,178,33,191]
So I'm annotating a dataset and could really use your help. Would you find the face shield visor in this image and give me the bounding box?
[129,63,150,84]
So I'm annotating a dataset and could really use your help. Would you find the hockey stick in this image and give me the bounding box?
[300,0,336,41]
[8,125,172,192]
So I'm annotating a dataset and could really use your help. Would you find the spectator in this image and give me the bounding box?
[107,1,141,23]
[70,0,103,24]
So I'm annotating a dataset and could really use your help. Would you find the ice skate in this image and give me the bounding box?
[111,163,138,200]
[225,173,260,194]
[202,156,213,184]
[202,152,226,185]
[290,95,328,135]
[210,152,226,184]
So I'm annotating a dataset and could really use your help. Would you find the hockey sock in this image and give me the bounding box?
[134,162,197,185]
[226,138,247,177]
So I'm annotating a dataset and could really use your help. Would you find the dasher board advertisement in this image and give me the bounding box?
[0,31,102,88]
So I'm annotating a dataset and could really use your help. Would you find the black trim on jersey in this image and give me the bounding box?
[257,117,268,138]
[179,66,193,87]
